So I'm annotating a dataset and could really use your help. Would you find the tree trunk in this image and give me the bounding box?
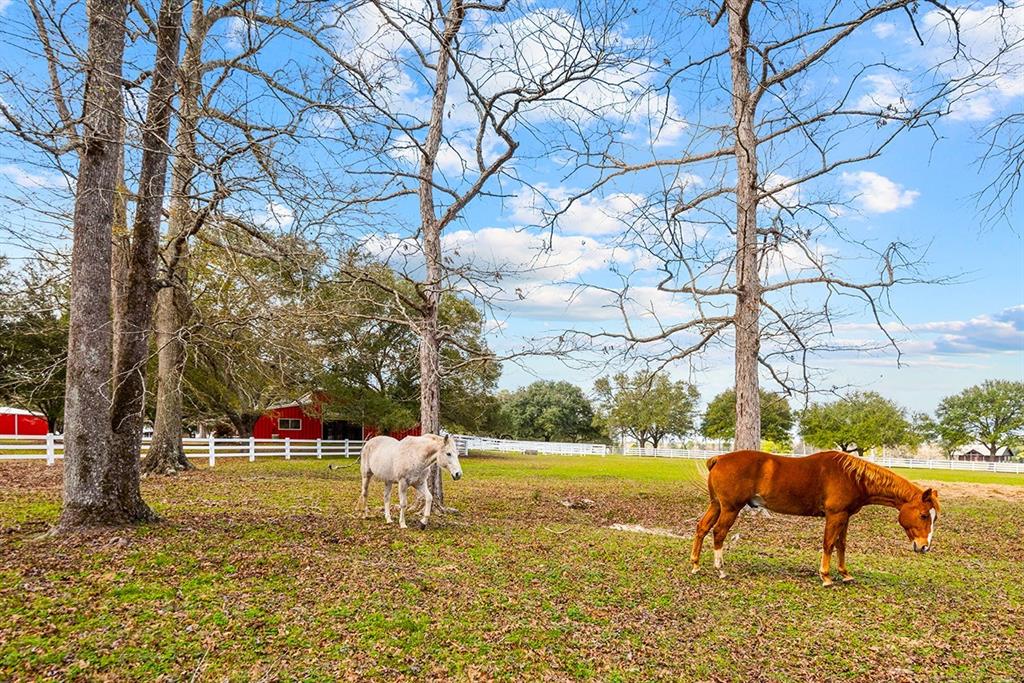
[146,1,205,475]
[109,0,183,506]
[416,0,464,508]
[419,230,443,505]
[145,281,193,473]
[58,0,140,530]
[728,0,762,451]
[146,50,200,473]
[228,412,259,438]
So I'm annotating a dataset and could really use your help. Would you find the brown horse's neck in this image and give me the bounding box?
[863,473,921,508]
[835,452,922,508]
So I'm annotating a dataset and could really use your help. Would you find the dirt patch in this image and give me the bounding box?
[917,479,1024,502]
[606,523,689,539]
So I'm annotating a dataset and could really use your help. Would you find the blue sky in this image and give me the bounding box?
[0,0,1021,417]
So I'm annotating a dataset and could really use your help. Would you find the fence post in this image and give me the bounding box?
[344,438,349,458]
[285,438,291,460]
[207,435,216,468]
[45,433,55,466]
[316,438,322,459]
[249,436,255,462]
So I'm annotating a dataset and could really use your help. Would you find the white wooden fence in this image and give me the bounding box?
[624,446,1024,474]
[453,434,609,456]
[0,434,363,467]
[3,434,1020,474]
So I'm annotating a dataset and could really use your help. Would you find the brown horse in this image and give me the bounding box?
[691,450,940,586]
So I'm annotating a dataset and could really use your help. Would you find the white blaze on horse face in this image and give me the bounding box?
[927,508,936,546]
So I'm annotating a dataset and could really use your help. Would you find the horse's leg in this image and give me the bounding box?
[398,480,409,529]
[360,472,372,519]
[836,517,853,583]
[383,481,394,524]
[415,479,433,530]
[690,502,721,573]
[711,507,740,579]
[820,511,849,587]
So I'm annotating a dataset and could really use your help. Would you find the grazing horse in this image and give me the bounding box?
[691,450,940,586]
[359,434,463,529]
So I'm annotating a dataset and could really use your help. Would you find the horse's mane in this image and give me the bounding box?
[829,451,921,501]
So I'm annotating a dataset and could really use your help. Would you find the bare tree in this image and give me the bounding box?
[145,0,370,472]
[557,0,1013,449]
[326,0,645,502]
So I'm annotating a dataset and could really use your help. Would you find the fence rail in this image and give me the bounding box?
[624,446,1024,474]
[453,435,609,456]
[3,434,1021,474]
[0,434,363,466]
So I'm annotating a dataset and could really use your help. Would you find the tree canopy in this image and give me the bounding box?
[0,259,69,430]
[701,389,793,446]
[594,372,699,447]
[934,381,1024,457]
[500,381,600,442]
[798,392,919,456]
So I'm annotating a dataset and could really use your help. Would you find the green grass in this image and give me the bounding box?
[1,454,1022,681]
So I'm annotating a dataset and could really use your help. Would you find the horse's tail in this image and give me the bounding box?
[705,455,720,471]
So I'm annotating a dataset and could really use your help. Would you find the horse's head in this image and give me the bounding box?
[437,434,463,481]
[898,488,940,553]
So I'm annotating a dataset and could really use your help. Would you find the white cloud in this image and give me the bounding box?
[0,164,65,189]
[0,0,12,14]
[840,171,919,213]
[760,241,835,279]
[255,202,295,229]
[855,73,915,113]
[760,172,802,211]
[922,3,1024,121]
[510,184,642,237]
[872,22,897,40]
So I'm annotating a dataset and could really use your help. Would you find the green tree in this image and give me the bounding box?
[935,381,1024,457]
[317,261,500,435]
[501,381,599,442]
[701,389,793,446]
[0,260,69,431]
[799,392,918,456]
[594,372,699,447]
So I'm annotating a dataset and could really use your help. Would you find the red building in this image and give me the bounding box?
[0,407,49,436]
[252,394,420,441]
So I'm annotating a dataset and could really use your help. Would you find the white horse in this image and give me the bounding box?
[359,433,463,529]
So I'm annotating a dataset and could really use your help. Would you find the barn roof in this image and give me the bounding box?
[953,444,1014,456]
[0,406,45,416]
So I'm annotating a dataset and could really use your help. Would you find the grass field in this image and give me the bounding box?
[2,454,1022,681]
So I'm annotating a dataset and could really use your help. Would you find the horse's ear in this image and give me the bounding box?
[922,488,933,503]
[444,433,451,444]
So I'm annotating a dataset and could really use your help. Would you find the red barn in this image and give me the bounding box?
[0,407,49,436]
[252,394,420,441]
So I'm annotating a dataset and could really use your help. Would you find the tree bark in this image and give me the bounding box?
[109,0,183,505]
[58,0,140,530]
[417,0,465,507]
[146,5,204,475]
[728,0,762,451]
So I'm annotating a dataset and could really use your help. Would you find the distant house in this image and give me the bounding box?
[252,393,420,441]
[952,444,1015,462]
[0,407,49,436]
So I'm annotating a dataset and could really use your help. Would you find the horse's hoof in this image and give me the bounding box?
[821,579,834,587]
[399,523,408,529]
[418,521,427,530]
[691,565,700,574]
[717,570,727,579]
[841,575,855,583]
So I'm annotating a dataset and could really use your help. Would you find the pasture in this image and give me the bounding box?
[2,454,1022,681]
